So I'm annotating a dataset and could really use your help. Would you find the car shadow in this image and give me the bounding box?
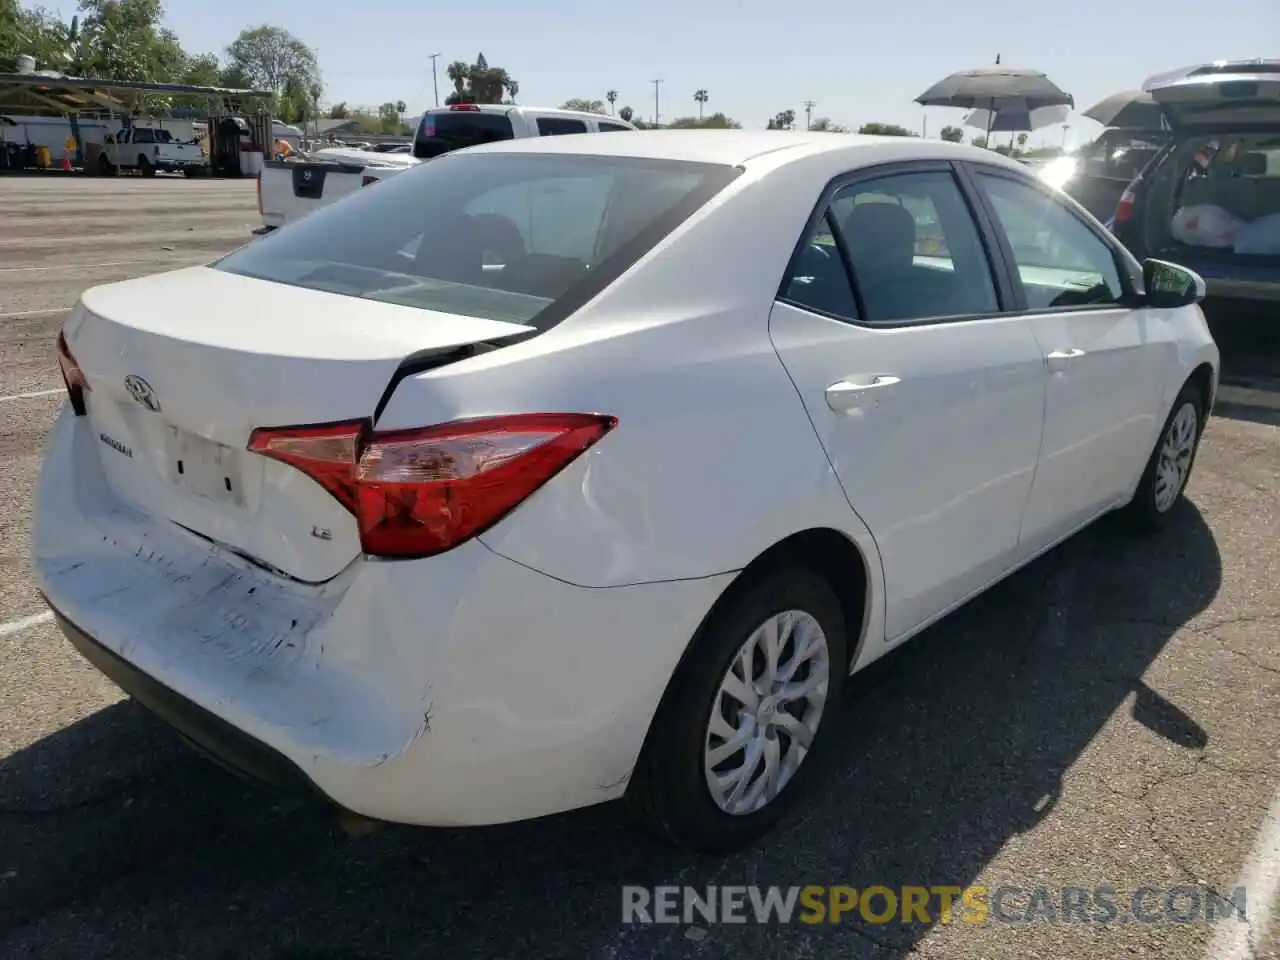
[0,501,1221,959]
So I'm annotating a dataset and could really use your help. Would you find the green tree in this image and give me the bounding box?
[857,122,915,137]
[939,125,964,142]
[561,98,607,114]
[693,88,708,120]
[767,109,796,130]
[327,101,349,119]
[809,117,849,133]
[619,105,634,122]
[180,52,220,86]
[224,25,319,96]
[1016,132,1029,152]
[666,112,740,129]
[606,89,617,114]
[443,53,517,105]
[0,0,66,68]
[971,135,989,148]
[377,99,407,132]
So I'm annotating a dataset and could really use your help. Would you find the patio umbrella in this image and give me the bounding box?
[963,104,1070,133]
[917,66,1074,142]
[1082,89,1166,130]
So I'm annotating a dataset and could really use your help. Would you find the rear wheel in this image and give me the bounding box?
[1121,383,1204,532]
[625,566,847,854]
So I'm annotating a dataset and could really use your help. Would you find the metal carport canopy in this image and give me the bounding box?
[0,73,274,116]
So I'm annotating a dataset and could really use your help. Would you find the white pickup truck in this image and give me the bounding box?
[257,104,636,232]
[99,126,204,176]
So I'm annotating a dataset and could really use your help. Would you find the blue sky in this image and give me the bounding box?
[37,0,1278,147]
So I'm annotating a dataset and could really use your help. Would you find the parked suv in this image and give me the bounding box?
[1112,59,1280,303]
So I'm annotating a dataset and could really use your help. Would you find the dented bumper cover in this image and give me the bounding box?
[33,406,732,827]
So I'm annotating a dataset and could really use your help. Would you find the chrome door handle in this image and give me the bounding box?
[1045,349,1085,372]
[825,375,901,412]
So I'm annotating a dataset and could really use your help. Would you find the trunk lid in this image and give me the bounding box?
[1145,60,1280,128]
[65,266,533,583]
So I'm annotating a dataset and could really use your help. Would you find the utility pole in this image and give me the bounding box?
[651,79,663,127]
[429,52,441,107]
[802,100,816,131]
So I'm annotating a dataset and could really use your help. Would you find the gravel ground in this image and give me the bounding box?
[0,174,1276,960]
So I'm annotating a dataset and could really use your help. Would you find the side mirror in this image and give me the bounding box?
[1142,258,1206,308]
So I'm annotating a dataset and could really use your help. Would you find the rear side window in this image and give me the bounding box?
[597,122,633,133]
[537,117,588,136]
[414,112,514,159]
[132,128,155,144]
[215,153,740,330]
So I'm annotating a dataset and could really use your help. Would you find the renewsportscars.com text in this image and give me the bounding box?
[621,885,1249,926]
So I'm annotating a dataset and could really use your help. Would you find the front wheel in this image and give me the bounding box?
[1121,383,1204,532]
[138,155,156,177]
[625,566,847,854]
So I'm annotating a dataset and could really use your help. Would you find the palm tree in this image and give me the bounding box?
[446,61,470,97]
[693,89,708,121]
[505,78,519,104]
[606,89,618,115]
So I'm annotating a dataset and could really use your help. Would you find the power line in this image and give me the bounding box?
[651,79,663,127]
[802,100,816,131]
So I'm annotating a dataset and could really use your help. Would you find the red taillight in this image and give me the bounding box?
[55,331,89,416]
[449,104,480,111]
[247,413,617,559]
[1114,184,1137,225]
[361,174,378,186]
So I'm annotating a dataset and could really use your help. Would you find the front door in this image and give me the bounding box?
[966,167,1169,549]
[769,164,1047,640]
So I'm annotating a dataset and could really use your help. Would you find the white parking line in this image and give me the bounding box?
[0,259,163,274]
[0,388,62,403]
[0,610,53,638]
[1206,786,1280,959]
[0,307,70,319]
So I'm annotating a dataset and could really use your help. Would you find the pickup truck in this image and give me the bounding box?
[257,147,418,231]
[99,127,204,176]
[257,104,637,232]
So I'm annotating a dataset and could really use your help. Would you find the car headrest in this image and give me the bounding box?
[841,201,918,276]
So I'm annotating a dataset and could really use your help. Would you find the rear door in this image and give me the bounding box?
[963,164,1169,549]
[768,162,1047,640]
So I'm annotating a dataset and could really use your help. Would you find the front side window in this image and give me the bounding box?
[536,117,588,136]
[974,172,1125,309]
[215,153,737,329]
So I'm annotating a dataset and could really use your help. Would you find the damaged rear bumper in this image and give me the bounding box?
[47,600,326,802]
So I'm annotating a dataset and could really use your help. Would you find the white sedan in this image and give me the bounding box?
[36,130,1219,854]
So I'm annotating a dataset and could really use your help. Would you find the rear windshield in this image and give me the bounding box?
[414,111,513,159]
[215,153,739,328]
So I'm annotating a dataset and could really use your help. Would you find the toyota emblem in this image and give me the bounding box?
[124,375,161,413]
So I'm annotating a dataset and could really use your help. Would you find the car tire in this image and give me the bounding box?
[1120,383,1205,533]
[138,155,155,177]
[625,566,848,854]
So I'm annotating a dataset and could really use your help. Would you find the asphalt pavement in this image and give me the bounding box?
[0,174,1276,960]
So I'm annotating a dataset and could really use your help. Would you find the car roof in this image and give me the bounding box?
[423,104,636,126]
[448,129,1029,171]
